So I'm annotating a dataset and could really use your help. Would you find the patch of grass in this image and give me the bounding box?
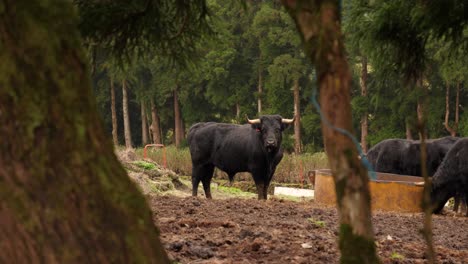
[308,218,326,228]
[133,161,157,170]
[390,252,405,260]
[218,185,256,197]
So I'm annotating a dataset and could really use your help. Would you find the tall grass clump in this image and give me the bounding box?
[135,146,192,175]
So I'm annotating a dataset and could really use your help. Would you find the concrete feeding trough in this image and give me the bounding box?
[314,169,425,212]
[274,186,314,197]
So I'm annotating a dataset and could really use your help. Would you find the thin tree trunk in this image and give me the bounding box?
[258,69,263,115]
[360,57,368,153]
[122,79,133,149]
[141,99,149,146]
[174,86,182,147]
[444,82,456,136]
[110,76,119,145]
[293,79,302,154]
[455,81,460,132]
[405,121,413,140]
[416,77,435,264]
[150,98,162,144]
[147,110,153,144]
[282,1,378,263]
[180,117,185,141]
[444,82,460,137]
[236,102,241,119]
[0,0,169,262]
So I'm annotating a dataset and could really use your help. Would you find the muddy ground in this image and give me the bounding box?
[150,192,467,264]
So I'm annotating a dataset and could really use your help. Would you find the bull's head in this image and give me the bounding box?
[247,115,294,152]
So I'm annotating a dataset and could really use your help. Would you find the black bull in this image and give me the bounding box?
[430,138,468,215]
[187,115,294,200]
[367,136,467,214]
[366,136,459,177]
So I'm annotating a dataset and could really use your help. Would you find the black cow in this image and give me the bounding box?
[366,136,459,176]
[430,138,468,215]
[187,115,294,200]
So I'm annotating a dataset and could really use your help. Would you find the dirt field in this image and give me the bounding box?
[150,189,467,264]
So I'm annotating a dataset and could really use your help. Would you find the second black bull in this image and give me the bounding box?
[187,115,294,200]
[366,136,459,176]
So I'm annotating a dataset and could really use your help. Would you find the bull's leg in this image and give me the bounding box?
[255,182,265,200]
[200,164,215,199]
[252,176,266,200]
[263,184,269,200]
[462,195,468,217]
[453,195,460,212]
[192,163,214,198]
[191,165,202,197]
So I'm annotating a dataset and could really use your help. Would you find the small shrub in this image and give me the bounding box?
[133,161,156,170]
[307,218,326,228]
[390,252,405,260]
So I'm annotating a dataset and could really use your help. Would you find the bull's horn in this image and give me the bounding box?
[246,115,261,124]
[281,116,295,124]
[415,181,425,186]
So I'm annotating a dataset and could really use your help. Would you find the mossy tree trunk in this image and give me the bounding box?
[415,78,435,264]
[0,1,170,263]
[122,79,133,149]
[282,1,379,263]
[110,76,119,145]
[293,79,302,154]
[174,85,183,147]
[150,98,162,144]
[141,99,149,146]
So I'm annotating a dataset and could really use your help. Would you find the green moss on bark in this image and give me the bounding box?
[339,224,380,264]
[0,0,170,263]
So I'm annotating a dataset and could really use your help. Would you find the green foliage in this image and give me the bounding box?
[133,161,157,170]
[345,0,467,147]
[390,252,405,260]
[76,0,212,65]
[88,0,467,152]
[307,218,326,228]
[217,186,255,197]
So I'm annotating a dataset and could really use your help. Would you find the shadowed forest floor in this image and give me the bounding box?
[150,192,468,264]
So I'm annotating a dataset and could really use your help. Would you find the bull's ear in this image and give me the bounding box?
[251,123,261,131]
[281,122,291,131]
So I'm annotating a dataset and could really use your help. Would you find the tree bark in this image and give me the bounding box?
[416,77,435,264]
[258,69,263,115]
[110,76,119,145]
[445,81,460,137]
[455,81,460,134]
[0,1,169,262]
[141,99,149,146]
[122,79,133,149]
[359,57,368,153]
[293,79,302,154]
[150,98,162,144]
[236,102,241,119]
[282,1,378,263]
[174,85,183,147]
[405,121,413,140]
